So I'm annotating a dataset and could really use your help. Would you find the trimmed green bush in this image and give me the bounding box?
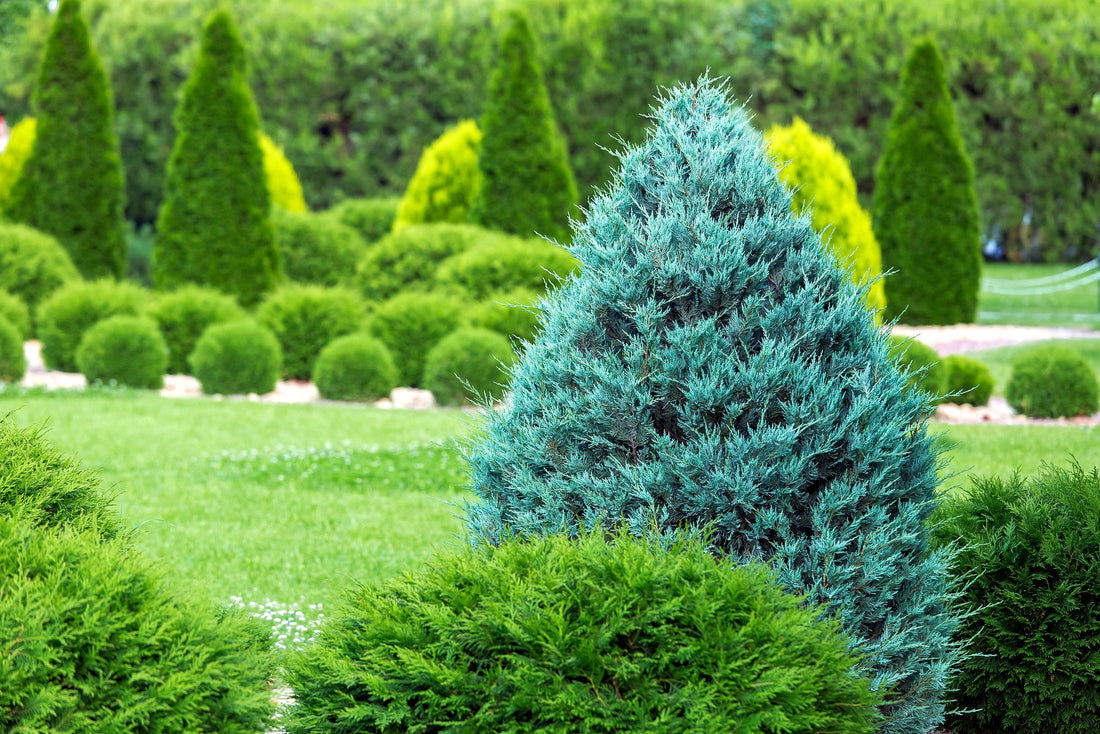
[0,290,31,340]
[0,221,80,327]
[393,119,482,231]
[463,78,961,734]
[326,197,399,245]
[886,334,948,403]
[1005,345,1100,418]
[354,223,489,302]
[149,285,246,375]
[2,0,127,280]
[367,292,469,388]
[471,287,542,344]
[435,236,579,300]
[312,333,397,402]
[934,461,1100,733]
[0,316,26,383]
[942,353,994,406]
[272,208,367,287]
[469,9,577,242]
[0,117,35,209]
[423,327,516,406]
[75,315,167,389]
[153,9,280,306]
[37,279,149,372]
[256,284,366,380]
[260,132,307,212]
[189,319,281,395]
[873,37,982,325]
[284,529,883,733]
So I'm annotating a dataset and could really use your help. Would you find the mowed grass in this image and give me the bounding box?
[978,262,1100,328]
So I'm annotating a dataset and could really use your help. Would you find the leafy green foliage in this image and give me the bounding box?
[393,119,482,231]
[469,9,577,242]
[260,132,307,212]
[75,315,167,389]
[312,333,397,402]
[284,529,883,734]
[326,197,400,245]
[36,279,149,372]
[0,221,79,329]
[933,461,1100,733]
[435,235,579,300]
[873,38,982,325]
[189,319,282,396]
[887,335,948,404]
[149,285,246,375]
[153,9,280,307]
[942,354,994,406]
[272,208,367,287]
[471,288,542,344]
[2,0,127,280]
[463,78,961,734]
[256,284,366,380]
[367,292,469,387]
[423,327,515,406]
[0,317,27,384]
[1005,345,1100,418]
[0,117,35,209]
[0,290,31,340]
[354,223,487,302]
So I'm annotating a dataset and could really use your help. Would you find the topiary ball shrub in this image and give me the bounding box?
[0,221,81,328]
[0,516,276,732]
[886,334,947,403]
[327,197,400,245]
[435,235,579,300]
[0,290,31,340]
[354,223,490,302]
[0,316,27,383]
[284,529,883,733]
[256,284,366,380]
[189,320,282,396]
[312,333,397,402]
[272,208,367,287]
[472,288,542,344]
[423,327,516,406]
[150,285,246,375]
[75,315,167,389]
[367,292,470,388]
[933,461,1100,734]
[1005,345,1100,418]
[37,279,150,372]
[942,353,994,406]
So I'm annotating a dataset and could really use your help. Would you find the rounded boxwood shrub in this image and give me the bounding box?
[150,285,246,375]
[423,327,516,406]
[256,284,366,380]
[284,529,883,733]
[942,353,995,406]
[933,461,1100,734]
[366,292,469,388]
[327,196,399,245]
[75,315,167,389]
[0,316,27,384]
[272,208,367,287]
[0,290,31,340]
[1005,345,1100,418]
[189,320,282,396]
[434,236,579,300]
[471,287,542,343]
[312,333,397,402]
[354,223,490,302]
[886,334,947,403]
[0,221,81,327]
[37,279,150,372]
[0,516,276,732]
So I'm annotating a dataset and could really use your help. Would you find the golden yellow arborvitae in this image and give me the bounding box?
[260,133,307,212]
[393,119,482,232]
[0,118,36,209]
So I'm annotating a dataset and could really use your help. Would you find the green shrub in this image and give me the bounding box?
[0,117,35,209]
[2,0,127,280]
[284,529,883,733]
[0,290,31,340]
[942,353,994,406]
[0,221,80,328]
[312,333,397,402]
[37,279,149,372]
[75,315,167,389]
[272,208,367,287]
[469,9,577,242]
[873,37,982,325]
[435,235,579,300]
[933,461,1100,733]
[463,78,961,734]
[326,196,399,245]
[354,223,489,302]
[189,319,282,395]
[256,284,366,380]
[260,131,307,212]
[0,316,26,383]
[0,515,276,732]
[423,327,516,406]
[393,119,482,231]
[1005,345,1100,418]
[886,334,948,403]
[471,287,542,343]
[149,285,246,375]
[367,292,469,387]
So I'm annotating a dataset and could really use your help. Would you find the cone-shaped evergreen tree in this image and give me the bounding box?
[464,77,962,734]
[468,10,577,243]
[3,0,126,280]
[872,37,982,325]
[153,9,280,307]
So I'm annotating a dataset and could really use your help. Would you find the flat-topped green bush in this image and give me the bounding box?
[0,221,80,328]
[1005,345,1099,418]
[312,333,396,402]
[354,222,490,302]
[326,197,399,245]
[423,327,515,406]
[272,208,367,287]
[150,285,246,375]
[37,279,149,372]
[256,284,366,380]
[434,236,578,300]
[75,314,167,389]
[189,319,282,396]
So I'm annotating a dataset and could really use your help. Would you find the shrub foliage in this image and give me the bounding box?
[393,119,482,231]
[37,279,149,372]
[149,285,245,375]
[260,132,307,212]
[886,335,947,404]
[1005,345,1100,418]
[435,234,578,300]
[0,317,27,384]
[0,290,31,340]
[942,353,994,406]
[367,292,469,388]
[423,327,516,406]
[189,319,282,396]
[312,333,397,402]
[326,197,399,245]
[256,284,366,380]
[75,314,167,389]
[273,208,367,287]
[0,222,80,328]
[354,223,488,303]
[0,117,35,209]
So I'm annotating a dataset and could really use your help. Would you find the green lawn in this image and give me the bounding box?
[978,262,1100,328]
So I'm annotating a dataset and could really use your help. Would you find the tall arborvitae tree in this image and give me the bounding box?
[153,9,280,306]
[3,0,126,279]
[468,9,577,243]
[463,77,962,734]
[872,37,982,325]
